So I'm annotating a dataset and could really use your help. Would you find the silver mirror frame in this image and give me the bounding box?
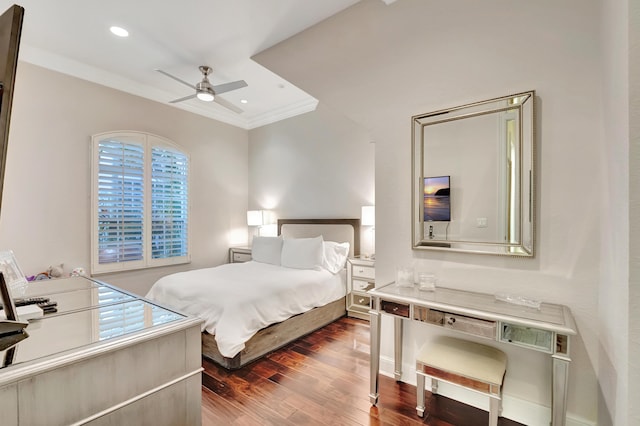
[411,91,536,257]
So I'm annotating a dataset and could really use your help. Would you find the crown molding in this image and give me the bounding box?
[18,45,315,130]
[247,98,318,129]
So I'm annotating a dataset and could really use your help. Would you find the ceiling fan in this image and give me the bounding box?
[155,65,248,114]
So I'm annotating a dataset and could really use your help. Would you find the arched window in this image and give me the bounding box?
[91,131,190,274]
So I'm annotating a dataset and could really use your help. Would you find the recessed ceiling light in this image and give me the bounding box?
[110,26,129,37]
[240,99,248,104]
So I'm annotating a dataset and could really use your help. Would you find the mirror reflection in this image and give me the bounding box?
[412,91,535,256]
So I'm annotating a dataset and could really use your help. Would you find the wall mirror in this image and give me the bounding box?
[412,91,535,256]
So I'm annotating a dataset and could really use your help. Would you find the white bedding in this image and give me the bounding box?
[146,261,346,358]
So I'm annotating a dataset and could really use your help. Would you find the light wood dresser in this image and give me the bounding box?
[0,276,203,425]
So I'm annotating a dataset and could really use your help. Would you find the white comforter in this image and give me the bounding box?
[146,261,345,358]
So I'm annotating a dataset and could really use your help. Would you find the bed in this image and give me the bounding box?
[146,218,360,369]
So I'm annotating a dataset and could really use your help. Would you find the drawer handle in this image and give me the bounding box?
[393,307,398,312]
[358,298,365,304]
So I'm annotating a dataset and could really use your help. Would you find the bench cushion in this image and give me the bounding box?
[417,336,506,386]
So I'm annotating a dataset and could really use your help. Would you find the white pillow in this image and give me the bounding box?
[251,236,283,265]
[323,241,350,274]
[281,236,324,270]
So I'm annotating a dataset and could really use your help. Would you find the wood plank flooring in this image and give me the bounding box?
[201,316,524,426]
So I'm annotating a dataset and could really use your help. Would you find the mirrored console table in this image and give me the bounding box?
[368,282,577,426]
[0,276,203,425]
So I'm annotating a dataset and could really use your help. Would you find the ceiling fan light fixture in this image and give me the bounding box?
[196,91,214,102]
[109,26,129,37]
[157,66,246,113]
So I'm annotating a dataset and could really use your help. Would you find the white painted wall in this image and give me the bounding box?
[600,0,630,424]
[253,0,609,424]
[628,1,640,424]
[248,103,375,254]
[0,63,248,296]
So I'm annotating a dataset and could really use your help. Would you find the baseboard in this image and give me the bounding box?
[379,356,595,426]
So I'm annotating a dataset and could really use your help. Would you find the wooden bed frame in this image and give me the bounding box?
[201,218,360,370]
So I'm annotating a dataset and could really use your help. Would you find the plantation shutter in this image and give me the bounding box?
[92,131,190,274]
[151,147,189,260]
[97,140,144,265]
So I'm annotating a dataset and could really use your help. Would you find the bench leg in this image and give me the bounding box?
[416,373,425,417]
[489,396,499,426]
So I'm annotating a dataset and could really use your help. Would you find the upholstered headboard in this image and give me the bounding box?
[278,219,360,257]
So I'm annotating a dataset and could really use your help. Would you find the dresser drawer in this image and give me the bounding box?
[352,264,375,280]
[232,252,252,263]
[350,293,371,309]
[352,279,374,292]
[500,323,553,353]
[414,306,445,325]
[380,300,410,318]
[444,313,496,339]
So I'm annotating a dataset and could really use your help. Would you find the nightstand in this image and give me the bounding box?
[229,246,252,263]
[346,257,375,320]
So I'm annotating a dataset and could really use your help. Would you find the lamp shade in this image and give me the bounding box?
[261,210,276,225]
[361,205,375,226]
[247,210,276,226]
[247,210,263,226]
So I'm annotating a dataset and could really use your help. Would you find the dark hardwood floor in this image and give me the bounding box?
[201,316,524,426]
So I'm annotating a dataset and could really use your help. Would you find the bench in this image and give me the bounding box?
[416,336,507,425]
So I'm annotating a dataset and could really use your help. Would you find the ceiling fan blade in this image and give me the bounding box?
[155,69,196,90]
[169,94,197,104]
[214,97,244,114]
[212,80,248,95]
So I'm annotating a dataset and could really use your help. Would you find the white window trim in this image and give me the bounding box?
[91,131,191,275]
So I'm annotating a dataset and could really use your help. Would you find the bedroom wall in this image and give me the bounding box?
[253,0,608,424]
[628,0,640,424]
[247,103,374,254]
[0,62,249,296]
[600,0,630,424]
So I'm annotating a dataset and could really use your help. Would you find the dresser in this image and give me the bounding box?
[0,276,203,425]
[346,257,375,320]
[229,246,252,263]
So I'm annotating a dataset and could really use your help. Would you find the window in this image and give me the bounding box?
[91,132,190,274]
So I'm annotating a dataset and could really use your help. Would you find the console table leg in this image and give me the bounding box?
[551,354,571,426]
[369,310,381,405]
[394,317,403,381]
